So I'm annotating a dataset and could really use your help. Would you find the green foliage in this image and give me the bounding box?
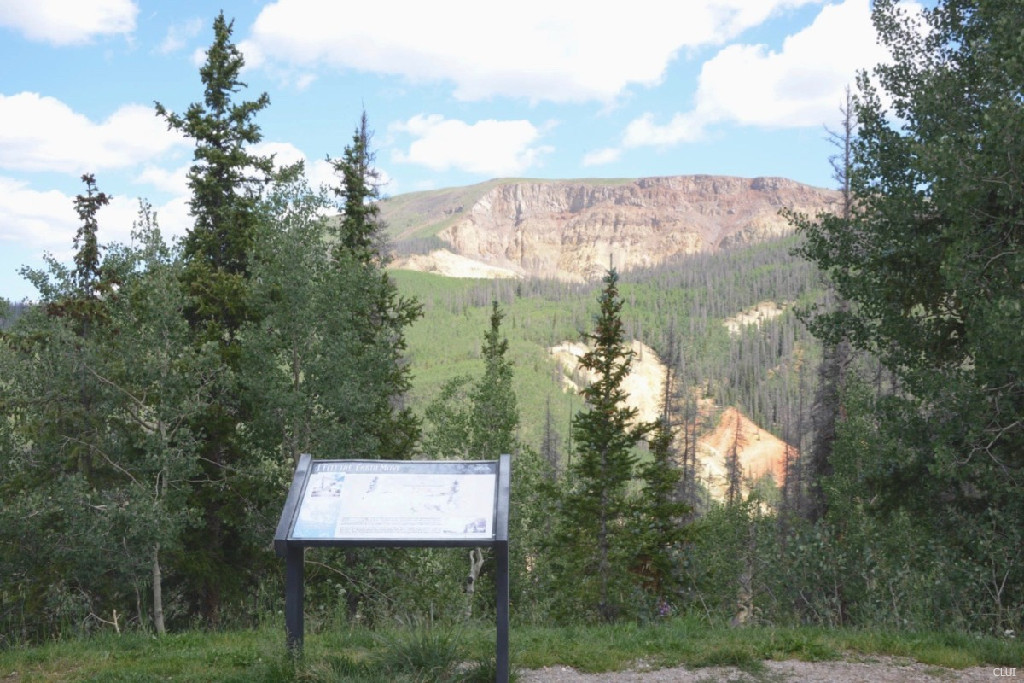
[470,301,519,460]
[2,59,424,636]
[550,269,655,621]
[243,129,423,623]
[631,418,690,603]
[327,115,423,460]
[0,198,212,640]
[331,111,388,265]
[156,13,269,259]
[245,162,420,465]
[71,173,110,298]
[151,12,280,621]
[793,0,1024,631]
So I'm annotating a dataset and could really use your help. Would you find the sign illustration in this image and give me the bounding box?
[290,460,498,541]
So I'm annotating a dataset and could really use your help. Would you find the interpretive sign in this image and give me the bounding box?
[290,460,498,542]
[274,455,511,681]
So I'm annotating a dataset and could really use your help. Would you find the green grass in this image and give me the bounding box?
[2,617,1020,681]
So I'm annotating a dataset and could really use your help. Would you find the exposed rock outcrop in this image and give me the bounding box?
[549,339,796,502]
[385,176,839,281]
[699,407,794,501]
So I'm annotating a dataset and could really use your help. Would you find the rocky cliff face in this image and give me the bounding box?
[387,176,839,281]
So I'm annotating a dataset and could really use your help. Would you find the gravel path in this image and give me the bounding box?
[520,656,1005,681]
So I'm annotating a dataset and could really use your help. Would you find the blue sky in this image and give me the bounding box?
[0,0,891,302]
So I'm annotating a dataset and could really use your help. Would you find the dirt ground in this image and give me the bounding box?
[520,656,1006,681]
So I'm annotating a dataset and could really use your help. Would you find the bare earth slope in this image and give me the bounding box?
[385,175,839,281]
[550,340,794,501]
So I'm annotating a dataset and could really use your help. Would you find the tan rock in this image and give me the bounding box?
[384,175,839,281]
[549,338,797,503]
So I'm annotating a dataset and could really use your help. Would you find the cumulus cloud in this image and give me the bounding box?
[623,112,707,147]
[244,0,820,102]
[158,17,203,54]
[0,93,188,174]
[622,0,888,147]
[581,147,622,167]
[0,176,191,256]
[251,141,308,169]
[390,115,553,177]
[135,164,190,196]
[0,178,78,251]
[0,0,137,45]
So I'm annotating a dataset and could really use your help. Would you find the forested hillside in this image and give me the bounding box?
[394,233,822,468]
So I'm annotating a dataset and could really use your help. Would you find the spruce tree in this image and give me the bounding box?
[156,12,272,336]
[470,301,519,459]
[557,268,652,620]
[331,111,387,264]
[327,113,422,459]
[632,416,689,604]
[155,12,274,622]
[71,174,110,300]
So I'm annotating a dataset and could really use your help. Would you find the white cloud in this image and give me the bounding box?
[0,176,190,255]
[0,0,137,45]
[246,142,393,195]
[158,17,202,54]
[294,73,316,91]
[623,111,707,147]
[135,163,190,196]
[391,115,552,177]
[581,147,622,167]
[306,159,337,193]
[622,0,887,147]
[0,178,78,251]
[245,0,820,102]
[0,93,188,174]
[251,141,308,169]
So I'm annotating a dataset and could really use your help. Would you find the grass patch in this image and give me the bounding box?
[1,617,1021,681]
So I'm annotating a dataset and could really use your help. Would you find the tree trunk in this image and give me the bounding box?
[152,543,166,635]
[464,547,485,619]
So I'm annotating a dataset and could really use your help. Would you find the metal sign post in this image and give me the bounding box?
[274,454,511,680]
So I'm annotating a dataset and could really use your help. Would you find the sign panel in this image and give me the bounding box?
[289,460,498,541]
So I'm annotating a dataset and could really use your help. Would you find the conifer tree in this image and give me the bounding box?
[326,113,422,459]
[331,111,387,264]
[155,12,274,621]
[156,12,272,336]
[71,174,110,300]
[632,416,689,602]
[470,301,518,459]
[557,268,652,620]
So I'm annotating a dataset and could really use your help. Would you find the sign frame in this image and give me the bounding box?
[274,454,511,681]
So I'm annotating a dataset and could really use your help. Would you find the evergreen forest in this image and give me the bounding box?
[1,0,1021,673]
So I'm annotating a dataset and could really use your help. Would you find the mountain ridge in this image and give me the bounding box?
[383,175,840,281]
